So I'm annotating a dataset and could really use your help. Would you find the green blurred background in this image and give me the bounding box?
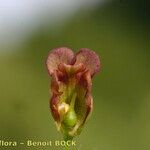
[0,0,150,150]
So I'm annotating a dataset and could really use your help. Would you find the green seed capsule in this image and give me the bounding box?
[63,109,77,127]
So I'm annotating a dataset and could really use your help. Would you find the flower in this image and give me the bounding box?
[46,47,100,139]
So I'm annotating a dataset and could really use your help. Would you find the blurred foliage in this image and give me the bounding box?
[0,1,150,150]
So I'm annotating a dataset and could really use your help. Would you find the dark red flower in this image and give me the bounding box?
[46,47,100,138]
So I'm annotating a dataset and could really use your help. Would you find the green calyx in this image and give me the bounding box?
[62,109,77,128]
[62,92,77,128]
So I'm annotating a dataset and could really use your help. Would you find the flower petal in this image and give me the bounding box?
[46,47,74,76]
[58,63,85,76]
[69,93,93,136]
[74,48,100,76]
[84,93,93,124]
[68,71,93,136]
[50,95,60,122]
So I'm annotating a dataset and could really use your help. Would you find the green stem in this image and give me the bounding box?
[64,145,69,150]
[63,135,73,150]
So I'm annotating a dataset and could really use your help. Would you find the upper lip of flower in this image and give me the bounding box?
[46,47,100,137]
[46,47,100,77]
